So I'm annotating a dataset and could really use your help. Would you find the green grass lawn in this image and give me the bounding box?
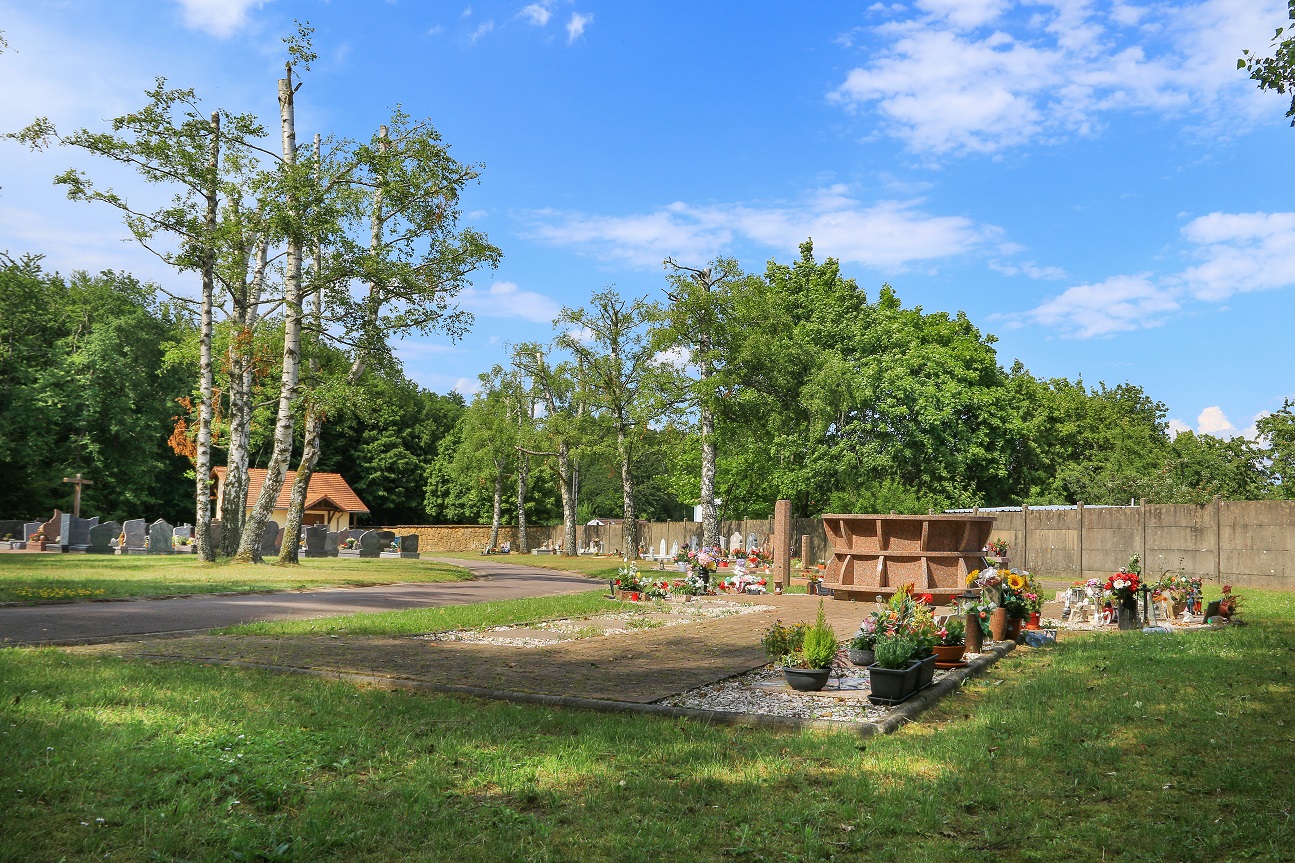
[436,549,631,581]
[1,587,1291,861]
[0,554,472,603]
[220,590,633,637]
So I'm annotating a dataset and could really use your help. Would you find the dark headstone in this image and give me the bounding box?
[398,533,420,559]
[208,520,222,552]
[86,516,100,527]
[324,531,339,557]
[23,522,43,541]
[87,521,121,554]
[0,520,26,541]
[123,518,147,554]
[259,520,280,556]
[303,524,329,558]
[148,519,174,554]
[358,530,396,558]
[59,513,93,551]
[174,524,193,540]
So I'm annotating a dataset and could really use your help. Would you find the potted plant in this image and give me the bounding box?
[848,616,878,666]
[780,603,838,692]
[1104,569,1141,630]
[932,616,967,667]
[867,633,919,703]
[761,619,807,664]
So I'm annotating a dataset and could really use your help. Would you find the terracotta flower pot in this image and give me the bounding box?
[1026,612,1041,630]
[932,644,967,667]
[989,608,1008,642]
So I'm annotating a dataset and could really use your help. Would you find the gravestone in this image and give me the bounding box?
[398,534,420,559]
[209,520,222,552]
[324,531,339,557]
[123,518,148,554]
[23,522,43,541]
[87,521,121,554]
[174,524,193,540]
[729,531,742,552]
[358,529,396,558]
[690,534,699,550]
[719,536,728,552]
[337,528,362,557]
[39,511,63,544]
[259,520,281,556]
[303,524,330,558]
[0,519,24,541]
[59,513,93,552]
[148,519,174,554]
[86,517,100,527]
[747,532,759,552]
[659,538,667,558]
[670,541,679,558]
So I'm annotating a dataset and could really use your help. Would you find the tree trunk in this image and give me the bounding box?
[617,420,638,558]
[700,401,719,550]
[234,64,303,563]
[279,402,322,565]
[488,470,503,551]
[219,238,267,556]
[194,111,220,562]
[280,134,327,566]
[557,440,576,556]
[516,452,529,553]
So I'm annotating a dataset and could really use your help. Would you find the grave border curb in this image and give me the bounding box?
[116,638,1018,735]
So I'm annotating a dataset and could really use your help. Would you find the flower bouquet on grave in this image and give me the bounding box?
[645,579,671,600]
[1218,584,1243,620]
[987,538,1009,558]
[1104,571,1140,603]
[613,561,649,600]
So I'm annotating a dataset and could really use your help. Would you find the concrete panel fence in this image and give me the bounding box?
[388,497,1295,591]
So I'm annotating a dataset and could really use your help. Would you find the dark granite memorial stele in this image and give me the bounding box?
[324,531,339,557]
[0,520,25,541]
[303,524,330,558]
[259,520,281,557]
[148,519,175,554]
[123,518,148,554]
[398,533,420,559]
[60,513,93,552]
[87,521,122,554]
[358,530,396,558]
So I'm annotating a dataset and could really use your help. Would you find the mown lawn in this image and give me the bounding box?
[1,588,1291,862]
[0,554,472,603]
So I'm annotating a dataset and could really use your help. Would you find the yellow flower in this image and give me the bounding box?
[1006,572,1027,591]
[966,570,980,585]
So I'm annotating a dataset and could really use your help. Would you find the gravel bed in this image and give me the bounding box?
[417,598,772,648]
[660,659,961,724]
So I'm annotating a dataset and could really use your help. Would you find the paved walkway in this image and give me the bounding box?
[0,557,598,646]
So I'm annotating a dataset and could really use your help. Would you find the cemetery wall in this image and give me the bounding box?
[392,498,1295,590]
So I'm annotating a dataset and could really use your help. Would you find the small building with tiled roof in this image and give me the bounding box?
[212,467,369,532]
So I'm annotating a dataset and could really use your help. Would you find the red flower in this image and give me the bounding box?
[917,593,934,605]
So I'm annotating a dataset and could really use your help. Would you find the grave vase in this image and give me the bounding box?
[989,608,1008,642]
[965,611,984,654]
[1117,598,1139,630]
[1026,612,1041,630]
[1005,616,1023,642]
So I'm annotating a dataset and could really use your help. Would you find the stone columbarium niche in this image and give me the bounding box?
[821,513,996,604]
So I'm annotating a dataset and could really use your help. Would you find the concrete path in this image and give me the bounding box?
[0,557,599,646]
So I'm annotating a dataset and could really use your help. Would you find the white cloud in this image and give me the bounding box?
[1196,405,1235,436]
[173,0,269,38]
[469,20,495,44]
[989,259,1066,280]
[529,187,995,269]
[831,0,1283,156]
[459,281,560,323]
[1023,274,1179,338]
[454,377,481,396]
[519,4,551,27]
[1168,418,1191,437]
[1017,210,1295,336]
[567,12,593,44]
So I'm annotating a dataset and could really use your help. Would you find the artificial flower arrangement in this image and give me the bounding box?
[996,568,1039,619]
[644,579,671,600]
[986,538,1009,557]
[858,584,938,661]
[850,614,878,651]
[671,570,708,596]
[613,561,649,596]
[1218,584,1243,619]
[673,549,690,564]
[1104,570,1141,603]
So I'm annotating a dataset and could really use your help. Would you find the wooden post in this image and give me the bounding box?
[1076,501,1085,582]
[773,499,792,592]
[62,473,94,518]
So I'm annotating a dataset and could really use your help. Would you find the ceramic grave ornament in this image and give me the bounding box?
[147,519,174,554]
[87,521,121,554]
[747,532,759,552]
[670,541,679,557]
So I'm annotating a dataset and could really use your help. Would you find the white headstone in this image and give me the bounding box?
[719,536,728,551]
[670,541,679,557]
[730,531,742,551]
[659,538,667,557]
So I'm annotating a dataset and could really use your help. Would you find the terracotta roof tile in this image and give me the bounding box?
[213,467,369,513]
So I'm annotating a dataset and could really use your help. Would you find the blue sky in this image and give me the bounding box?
[2,0,1293,439]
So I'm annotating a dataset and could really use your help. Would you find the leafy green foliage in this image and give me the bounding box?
[800,602,839,669]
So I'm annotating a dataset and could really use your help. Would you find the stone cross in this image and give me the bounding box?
[62,473,94,517]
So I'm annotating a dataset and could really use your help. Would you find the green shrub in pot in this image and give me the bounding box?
[800,602,839,669]
[873,633,916,669]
